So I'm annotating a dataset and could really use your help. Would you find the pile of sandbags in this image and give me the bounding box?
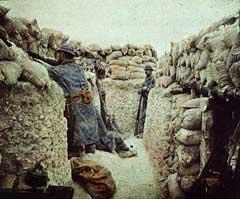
[158,14,239,92]
[167,97,212,198]
[104,44,158,80]
[0,5,69,60]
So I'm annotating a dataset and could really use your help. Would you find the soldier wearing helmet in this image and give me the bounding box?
[48,43,99,156]
[135,64,155,137]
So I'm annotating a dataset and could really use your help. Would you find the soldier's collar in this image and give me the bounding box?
[61,59,75,65]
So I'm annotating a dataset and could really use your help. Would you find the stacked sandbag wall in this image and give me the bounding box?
[0,41,72,187]
[157,14,239,95]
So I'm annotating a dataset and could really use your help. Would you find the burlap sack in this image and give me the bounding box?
[111,70,130,80]
[106,51,122,63]
[179,163,200,176]
[87,43,102,52]
[0,61,22,85]
[180,176,197,192]
[144,48,152,57]
[223,26,239,48]
[127,60,138,67]
[22,61,50,87]
[175,128,201,146]
[176,145,200,167]
[121,45,128,55]
[104,47,113,55]
[109,59,128,67]
[142,55,150,62]
[229,61,240,88]
[131,56,142,64]
[167,173,186,199]
[71,158,116,199]
[127,48,136,56]
[109,65,126,72]
[182,108,202,130]
[0,5,9,18]
[195,50,209,70]
[130,72,145,79]
[157,76,173,88]
[111,45,121,51]
[149,57,158,64]
[0,39,15,61]
[127,65,144,73]
[135,49,144,57]
[41,28,69,50]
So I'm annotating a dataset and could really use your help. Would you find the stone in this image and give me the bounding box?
[167,173,186,199]
[182,109,202,130]
[175,128,201,145]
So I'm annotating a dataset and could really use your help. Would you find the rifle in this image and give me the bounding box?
[134,93,143,136]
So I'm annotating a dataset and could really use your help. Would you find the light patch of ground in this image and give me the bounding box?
[82,136,160,199]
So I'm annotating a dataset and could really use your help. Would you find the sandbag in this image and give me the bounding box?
[109,59,128,67]
[135,49,144,57]
[181,98,209,109]
[131,56,142,64]
[22,61,50,87]
[71,158,116,199]
[109,65,126,72]
[111,45,121,51]
[229,61,240,88]
[223,26,239,48]
[0,39,15,61]
[127,60,138,67]
[182,109,202,130]
[111,70,130,80]
[121,45,128,55]
[127,48,136,56]
[144,48,152,57]
[150,57,158,64]
[179,163,200,176]
[104,47,113,55]
[41,28,69,50]
[176,145,200,167]
[180,176,197,192]
[0,6,9,18]
[130,72,145,79]
[157,76,173,88]
[167,173,186,199]
[195,50,209,70]
[127,65,144,73]
[106,51,122,63]
[87,43,102,52]
[0,61,22,85]
[175,128,201,146]
[142,55,150,62]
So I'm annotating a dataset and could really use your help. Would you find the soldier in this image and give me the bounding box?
[135,64,155,137]
[48,44,99,156]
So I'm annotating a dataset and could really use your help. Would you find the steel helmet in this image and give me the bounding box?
[144,65,153,70]
[56,44,76,56]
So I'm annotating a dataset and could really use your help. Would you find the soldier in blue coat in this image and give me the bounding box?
[135,65,155,137]
[48,44,99,155]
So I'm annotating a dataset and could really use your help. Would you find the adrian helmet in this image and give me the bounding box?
[144,65,153,71]
[56,44,76,56]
